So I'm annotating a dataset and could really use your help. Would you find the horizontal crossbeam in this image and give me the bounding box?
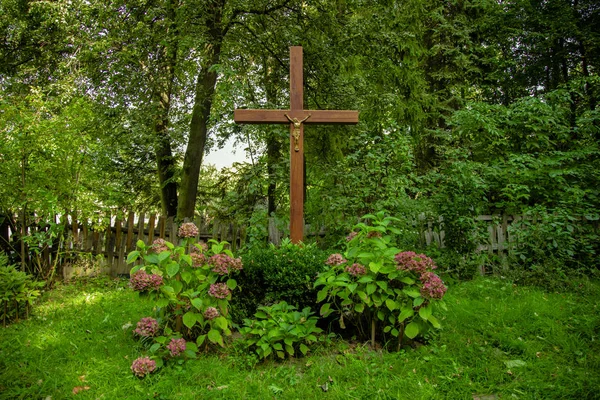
[234,109,359,125]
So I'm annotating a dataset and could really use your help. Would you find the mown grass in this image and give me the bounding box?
[0,276,598,399]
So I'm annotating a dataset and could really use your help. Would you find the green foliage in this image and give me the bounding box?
[128,232,241,352]
[239,301,323,360]
[0,256,44,326]
[507,206,600,271]
[315,212,447,348]
[232,239,329,322]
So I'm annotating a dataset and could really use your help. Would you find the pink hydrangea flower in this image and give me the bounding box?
[190,252,206,268]
[133,317,159,337]
[131,357,156,377]
[166,338,187,357]
[203,307,219,320]
[208,254,243,275]
[178,222,199,238]
[208,283,231,299]
[326,253,347,266]
[150,238,169,253]
[394,252,436,274]
[345,263,367,276]
[419,271,447,299]
[129,270,163,291]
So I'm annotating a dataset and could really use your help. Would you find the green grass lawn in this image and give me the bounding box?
[1,276,598,399]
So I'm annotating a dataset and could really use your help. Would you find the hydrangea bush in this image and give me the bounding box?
[127,223,242,372]
[315,211,447,349]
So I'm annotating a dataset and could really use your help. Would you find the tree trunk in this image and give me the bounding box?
[177,6,224,220]
[153,0,179,217]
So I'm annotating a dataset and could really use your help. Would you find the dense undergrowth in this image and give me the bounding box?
[0,275,598,399]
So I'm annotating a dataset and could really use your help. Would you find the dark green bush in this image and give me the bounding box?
[231,239,329,323]
[0,254,45,326]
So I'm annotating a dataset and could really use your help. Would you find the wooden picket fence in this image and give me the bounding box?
[2,212,595,279]
[0,212,247,279]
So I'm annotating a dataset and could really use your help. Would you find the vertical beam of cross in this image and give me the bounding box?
[234,46,359,243]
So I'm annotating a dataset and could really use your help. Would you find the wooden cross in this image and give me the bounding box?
[234,46,359,243]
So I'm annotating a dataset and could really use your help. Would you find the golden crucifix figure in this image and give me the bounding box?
[285,114,311,151]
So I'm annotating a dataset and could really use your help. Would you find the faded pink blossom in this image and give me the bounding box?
[394,252,437,274]
[190,252,206,268]
[178,222,199,238]
[131,357,156,377]
[166,338,187,357]
[326,253,347,266]
[150,238,169,253]
[345,263,367,276]
[208,254,243,275]
[129,270,163,291]
[419,271,447,299]
[203,307,219,320]
[133,317,159,337]
[208,283,231,299]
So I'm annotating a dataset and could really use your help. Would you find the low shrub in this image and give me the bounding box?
[239,301,323,360]
[232,239,329,323]
[0,255,44,326]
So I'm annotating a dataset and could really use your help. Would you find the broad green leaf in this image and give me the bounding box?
[398,308,414,323]
[129,265,141,275]
[405,322,420,339]
[403,288,421,298]
[428,314,442,329]
[354,303,365,313]
[273,343,283,351]
[184,349,197,359]
[347,283,358,293]
[126,251,140,264]
[171,280,183,294]
[299,343,309,356]
[385,299,397,311]
[180,254,192,266]
[207,329,223,346]
[255,311,268,319]
[413,297,425,307]
[197,335,206,347]
[156,298,170,308]
[285,344,294,355]
[377,310,385,321]
[149,343,161,353]
[183,312,196,329]
[166,263,180,278]
[376,281,388,291]
[369,262,382,273]
[357,291,369,303]
[320,303,331,316]
[186,342,198,352]
[317,288,328,303]
[366,283,376,295]
[400,277,415,285]
[191,298,203,310]
[383,326,392,333]
[391,328,399,337]
[136,240,145,249]
[418,305,432,321]
[357,276,374,283]
[276,351,285,359]
[226,279,237,290]
[158,251,171,262]
[143,253,159,264]
[181,271,192,284]
[214,316,228,330]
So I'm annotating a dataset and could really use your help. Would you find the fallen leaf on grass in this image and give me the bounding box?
[72,386,90,394]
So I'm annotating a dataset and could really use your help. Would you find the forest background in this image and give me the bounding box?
[1,0,599,278]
